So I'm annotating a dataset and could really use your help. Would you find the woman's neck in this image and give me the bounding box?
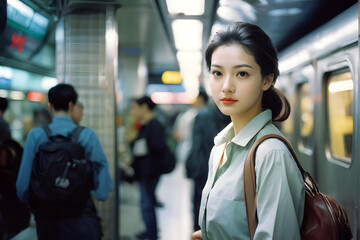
[231,107,262,136]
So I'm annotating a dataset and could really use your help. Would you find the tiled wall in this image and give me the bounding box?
[56,12,117,240]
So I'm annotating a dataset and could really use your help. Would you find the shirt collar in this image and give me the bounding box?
[214,109,272,147]
[52,116,74,124]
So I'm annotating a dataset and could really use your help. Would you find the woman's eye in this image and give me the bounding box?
[237,72,248,77]
[212,71,222,77]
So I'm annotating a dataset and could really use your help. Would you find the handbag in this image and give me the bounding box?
[243,134,353,240]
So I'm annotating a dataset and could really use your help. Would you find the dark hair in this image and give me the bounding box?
[48,83,78,111]
[205,22,290,122]
[0,97,8,112]
[135,95,156,111]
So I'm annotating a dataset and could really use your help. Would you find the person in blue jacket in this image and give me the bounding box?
[192,22,305,240]
[16,83,114,240]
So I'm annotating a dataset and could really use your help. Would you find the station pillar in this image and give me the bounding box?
[55,3,119,240]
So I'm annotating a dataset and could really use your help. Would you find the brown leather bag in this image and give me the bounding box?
[243,134,353,240]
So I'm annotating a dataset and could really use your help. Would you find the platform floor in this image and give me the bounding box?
[10,162,194,240]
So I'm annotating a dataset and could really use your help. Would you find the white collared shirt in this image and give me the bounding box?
[199,109,305,240]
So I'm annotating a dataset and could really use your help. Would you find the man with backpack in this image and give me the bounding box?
[16,83,114,240]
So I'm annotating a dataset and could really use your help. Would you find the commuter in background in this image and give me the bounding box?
[192,22,305,240]
[186,89,218,231]
[0,98,30,240]
[16,83,114,240]
[130,96,166,240]
[71,97,84,125]
[0,97,11,143]
[172,105,197,163]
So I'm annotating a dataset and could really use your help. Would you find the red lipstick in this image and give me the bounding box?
[221,98,237,105]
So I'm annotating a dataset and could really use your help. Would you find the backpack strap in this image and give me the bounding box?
[70,126,85,141]
[42,125,53,138]
[243,134,307,240]
[42,125,85,141]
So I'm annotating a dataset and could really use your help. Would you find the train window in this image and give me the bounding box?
[326,68,353,162]
[299,82,313,150]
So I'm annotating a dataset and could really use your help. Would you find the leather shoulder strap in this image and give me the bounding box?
[243,134,305,240]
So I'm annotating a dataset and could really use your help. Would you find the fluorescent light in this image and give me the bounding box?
[268,8,302,17]
[217,1,256,22]
[329,79,353,93]
[8,0,34,18]
[0,66,13,79]
[41,77,58,90]
[216,6,241,22]
[177,51,202,64]
[172,20,203,51]
[166,0,205,16]
[179,64,202,79]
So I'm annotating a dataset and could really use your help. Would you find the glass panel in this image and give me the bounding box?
[327,69,353,161]
[299,82,313,149]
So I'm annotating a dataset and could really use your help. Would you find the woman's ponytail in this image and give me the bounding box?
[262,87,290,122]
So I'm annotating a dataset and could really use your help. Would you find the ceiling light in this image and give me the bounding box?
[268,8,302,17]
[176,51,202,65]
[41,77,58,90]
[166,0,205,16]
[172,20,203,51]
[217,1,256,22]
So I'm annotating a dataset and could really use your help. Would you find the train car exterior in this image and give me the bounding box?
[277,4,358,238]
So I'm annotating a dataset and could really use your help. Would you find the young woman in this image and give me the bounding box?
[192,22,305,240]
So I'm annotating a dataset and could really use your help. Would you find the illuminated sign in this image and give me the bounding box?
[27,91,45,102]
[151,92,196,104]
[11,33,26,52]
[161,71,182,84]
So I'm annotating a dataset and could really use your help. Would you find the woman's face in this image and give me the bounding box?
[209,44,273,121]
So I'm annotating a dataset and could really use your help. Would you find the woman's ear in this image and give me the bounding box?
[262,74,274,91]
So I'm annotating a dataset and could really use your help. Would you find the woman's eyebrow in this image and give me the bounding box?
[211,64,254,69]
[211,64,223,68]
[234,64,254,69]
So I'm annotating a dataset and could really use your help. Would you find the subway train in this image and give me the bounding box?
[277,4,358,238]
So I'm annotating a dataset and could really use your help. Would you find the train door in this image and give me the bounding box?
[292,65,315,176]
[315,46,358,234]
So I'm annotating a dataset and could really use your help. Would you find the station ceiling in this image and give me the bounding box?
[29,0,357,73]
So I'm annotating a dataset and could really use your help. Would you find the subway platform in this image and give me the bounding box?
[10,162,194,240]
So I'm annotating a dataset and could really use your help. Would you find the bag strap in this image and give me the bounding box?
[243,134,307,240]
[71,126,85,141]
[42,124,53,138]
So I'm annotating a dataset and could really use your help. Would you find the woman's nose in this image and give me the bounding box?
[222,75,235,93]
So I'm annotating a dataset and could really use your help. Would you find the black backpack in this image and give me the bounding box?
[28,125,93,218]
[156,145,176,174]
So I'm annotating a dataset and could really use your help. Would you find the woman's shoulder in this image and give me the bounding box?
[254,123,293,161]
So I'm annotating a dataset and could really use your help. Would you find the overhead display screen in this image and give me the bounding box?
[0,0,50,61]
